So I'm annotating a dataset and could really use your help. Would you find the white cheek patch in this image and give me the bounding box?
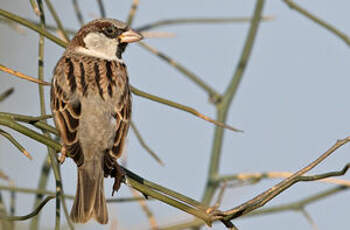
[75,32,124,63]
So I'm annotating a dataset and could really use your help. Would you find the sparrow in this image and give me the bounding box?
[50,18,143,224]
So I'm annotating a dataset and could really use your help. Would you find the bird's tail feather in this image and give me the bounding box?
[70,160,108,224]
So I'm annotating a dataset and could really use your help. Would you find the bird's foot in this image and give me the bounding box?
[58,146,67,164]
[112,163,126,196]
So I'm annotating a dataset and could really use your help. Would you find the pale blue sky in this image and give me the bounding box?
[1,1,349,229]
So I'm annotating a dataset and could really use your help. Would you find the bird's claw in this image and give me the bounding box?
[58,146,67,164]
[111,163,126,196]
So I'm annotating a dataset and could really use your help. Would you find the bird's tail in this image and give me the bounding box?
[70,160,108,224]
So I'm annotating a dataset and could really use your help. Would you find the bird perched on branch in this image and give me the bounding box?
[50,18,143,224]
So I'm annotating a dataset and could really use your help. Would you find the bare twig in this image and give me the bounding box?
[130,121,164,166]
[0,64,50,85]
[71,0,84,26]
[29,0,41,16]
[131,86,242,132]
[0,184,150,202]
[0,129,32,160]
[300,209,319,230]
[0,88,14,102]
[96,0,106,17]
[130,188,158,230]
[0,196,55,221]
[0,192,12,230]
[0,170,9,181]
[138,42,221,103]
[0,8,67,47]
[30,155,51,230]
[0,112,57,135]
[126,0,139,26]
[206,183,227,214]
[218,137,350,222]
[248,186,348,217]
[283,0,350,46]
[201,0,265,208]
[163,186,348,230]
[136,15,275,31]
[44,0,70,42]
[215,170,350,187]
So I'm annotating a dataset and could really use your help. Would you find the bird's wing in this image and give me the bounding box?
[111,95,131,158]
[51,57,84,166]
[103,62,132,177]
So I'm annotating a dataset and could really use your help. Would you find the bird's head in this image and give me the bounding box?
[68,18,143,61]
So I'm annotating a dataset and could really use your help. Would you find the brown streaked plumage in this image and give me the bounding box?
[50,18,143,224]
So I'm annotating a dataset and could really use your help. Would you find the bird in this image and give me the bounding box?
[50,18,143,224]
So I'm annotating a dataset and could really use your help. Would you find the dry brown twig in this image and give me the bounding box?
[0,88,14,102]
[130,188,158,230]
[226,171,350,187]
[0,64,51,85]
[208,136,350,225]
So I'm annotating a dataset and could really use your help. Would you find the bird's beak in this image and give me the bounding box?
[118,29,143,43]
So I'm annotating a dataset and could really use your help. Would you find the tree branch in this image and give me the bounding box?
[0,88,14,102]
[126,0,139,26]
[71,0,84,26]
[44,0,70,42]
[138,42,221,103]
[283,0,350,46]
[217,137,350,223]
[130,121,164,166]
[0,64,51,85]
[0,196,55,221]
[131,86,241,132]
[201,0,265,208]
[136,16,274,31]
[0,128,32,160]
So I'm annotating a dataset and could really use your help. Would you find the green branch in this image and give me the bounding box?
[126,0,139,26]
[283,0,350,46]
[71,0,84,26]
[131,86,241,132]
[136,16,274,31]
[0,8,67,48]
[248,186,348,217]
[0,112,58,135]
[0,88,14,102]
[0,128,32,159]
[0,196,55,221]
[130,121,164,166]
[138,42,221,103]
[44,0,70,41]
[0,185,150,203]
[159,186,349,230]
[201,0,265,206]
[96,0,106,17]
[0,116,211,224]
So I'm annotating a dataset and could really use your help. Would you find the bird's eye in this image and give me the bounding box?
[103,26,117,37]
